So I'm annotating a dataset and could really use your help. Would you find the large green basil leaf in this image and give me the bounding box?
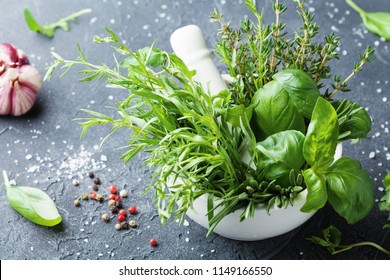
[303,97,339,171]
[256,130,305,185]
[251,80,305,139]
[326,157,374,224]
[332,99,371,141]
[273,69,320,118]
[300,168,327,212]
[6,185,62,227]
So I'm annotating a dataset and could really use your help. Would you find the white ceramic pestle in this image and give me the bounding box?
[170,24,227,96]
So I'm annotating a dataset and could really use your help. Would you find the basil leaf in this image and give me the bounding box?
[332,99,371,141]
[303,97,339,171]
[326,157,374,224]
[3,171,62,227]
[256,130,305,185]
[347,0,390,40]
[225,104,253,128]
[251,80,305,139]
[301,168,327,212]
[273,69,320,118]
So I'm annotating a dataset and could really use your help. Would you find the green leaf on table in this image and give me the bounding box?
[346,0,390,40]
[380,171,390,228]
[24,8,92,38]
[273,69,320,118]
[256,130,305,185]
[251,80,305,140]
[300,168,327,212]
[3,171,62,227]
[332,99,371,141]
[303,97,339,171]
[326,157,374,224]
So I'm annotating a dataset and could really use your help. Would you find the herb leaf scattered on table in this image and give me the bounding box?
[24,8,92,38]
[2,171,62,227]
[308,225,390,255]
[346,0,390,41]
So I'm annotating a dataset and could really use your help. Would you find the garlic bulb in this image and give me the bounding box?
[0,43,42,116]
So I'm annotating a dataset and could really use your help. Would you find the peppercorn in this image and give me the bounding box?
[114,223,121,230]
[92,184,99,191]
[119,189,127,198]
[120,221,129,230]
[128,206,137,215]
[149,239,158,247]
[94,177,101,185]
[110,205,119,214]
[81,193,89,200]
[117,214,126,222]
[115,200,122,208]
[108,194,116,201]
[88,171,95,178]
[129,220,137,228]
[108,199,116,207]
[72,179,79,186]
[114,195,121,202]
[118,209,127,216]
[102,213,110,222]
[74,199,81,207]
[90,192,97,199]
[109,185,117,194]
[95,194,104,202]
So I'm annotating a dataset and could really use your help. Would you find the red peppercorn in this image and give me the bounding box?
[149,239,158,247]
[114,195,121,202]
[128,206,137,215]
[108,194,116,200]
[118,209,127,216]
[109,185,117,194]
[117,214,126,222]
[90,192,97,199]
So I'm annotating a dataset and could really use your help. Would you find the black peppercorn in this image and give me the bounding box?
[110,205,119,214]
[92,184,99,191]
[120,221,129,230]
[88,171,95,178]
[94,177,101,185]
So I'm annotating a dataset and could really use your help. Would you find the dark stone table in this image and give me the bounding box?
[0,0,389,260]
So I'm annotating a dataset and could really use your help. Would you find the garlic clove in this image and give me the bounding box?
[0,66,41,116]
[0,43,29,69]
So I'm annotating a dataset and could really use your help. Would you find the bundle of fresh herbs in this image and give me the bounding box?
[46,0,375,235]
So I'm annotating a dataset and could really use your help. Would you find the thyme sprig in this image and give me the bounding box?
[211,0,374,106]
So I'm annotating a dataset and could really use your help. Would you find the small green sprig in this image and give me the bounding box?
[24,8,92,38]
[308,225,390,256]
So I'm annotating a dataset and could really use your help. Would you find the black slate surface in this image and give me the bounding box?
[0,0,389,260]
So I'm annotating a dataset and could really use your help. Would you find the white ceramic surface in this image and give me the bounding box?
[169,144,343,241]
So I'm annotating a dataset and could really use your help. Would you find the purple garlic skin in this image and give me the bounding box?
[0,43,42,116]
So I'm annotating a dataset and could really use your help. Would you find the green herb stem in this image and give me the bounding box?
[333,241,390,255]
[346,0,366,15]
[60,9,92,22]
[2,170,10,188]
